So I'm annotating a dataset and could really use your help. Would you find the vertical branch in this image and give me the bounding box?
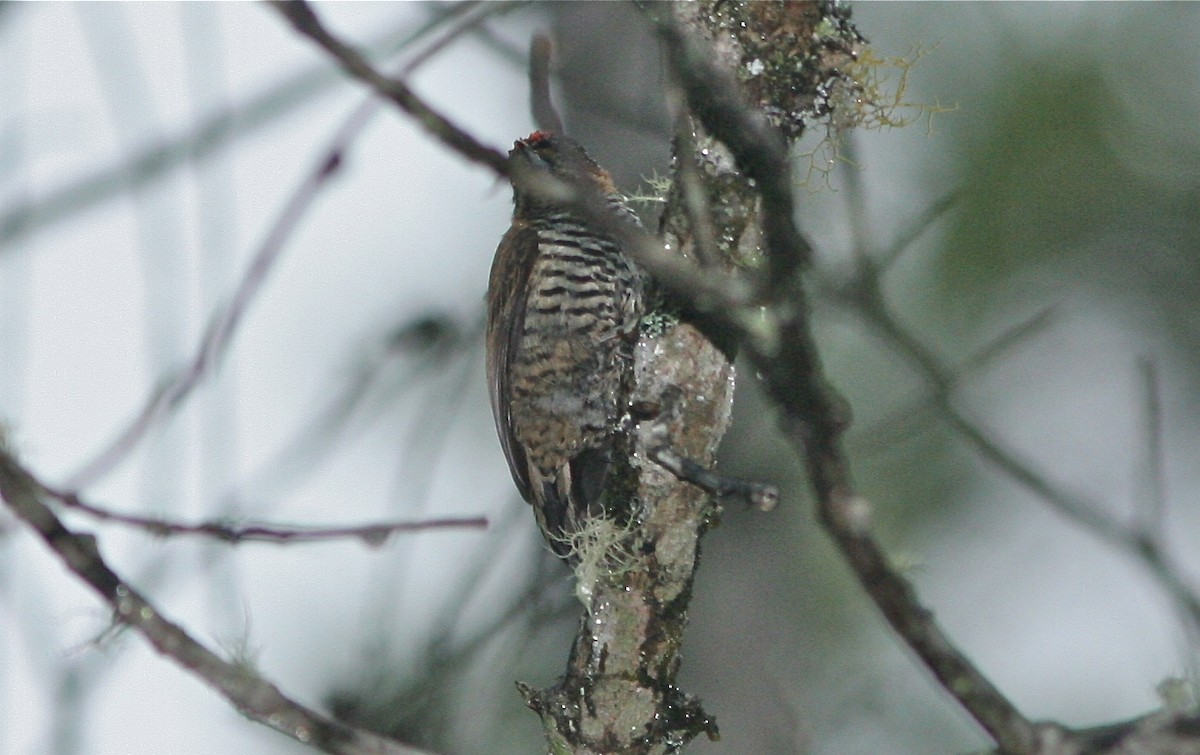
[528,33,565,134]
[521,2,855,752]
[514,13,732,749]
[650,3,1046,753]
[1134,357,1167,539]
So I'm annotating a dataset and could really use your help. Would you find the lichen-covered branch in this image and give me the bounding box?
[520,3,863,753]
[264,2,1200,752]
[520,321,731,752]
[648,3,1044,753]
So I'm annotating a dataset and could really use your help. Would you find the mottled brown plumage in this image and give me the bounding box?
[486,131,643,556]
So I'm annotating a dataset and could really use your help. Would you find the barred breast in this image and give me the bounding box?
[506,215,641,543]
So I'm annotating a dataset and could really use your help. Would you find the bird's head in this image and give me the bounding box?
[508,131,617,215]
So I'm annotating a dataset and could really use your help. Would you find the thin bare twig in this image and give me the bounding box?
[50,486,485,546]
[399,2,501,76]
[853,304,1061,456]
[959,305,1060,376]
[0,443,434,755]
[877,190,961,271]
[1134,356,1168,540]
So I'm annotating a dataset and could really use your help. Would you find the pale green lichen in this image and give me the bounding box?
[640,309,679,339]
[798,44,957,189]
[562,516,640,608]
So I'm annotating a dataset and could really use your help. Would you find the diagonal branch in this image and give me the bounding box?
[843,277,1200,634]
[0,440,434,755]
[64,3,499,490]
[0,3,482,254]
[66,142,344,490]
[646,7,1044,753]
[269,0,508,176]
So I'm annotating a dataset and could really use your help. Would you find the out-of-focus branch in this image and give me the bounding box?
[834,262,1200,633]
[0,3,481,254]
[646,6,1051,753]
[66,142,344,490]
[855,304,1060,455]
[1134,357,1168,539]
[222,314,478,514]
[823,171,1200,635]
[528,33,564,134]
[269,0,508,176]
[0,440,434,755]
[65,1,501,490]
[826,161,1200,751]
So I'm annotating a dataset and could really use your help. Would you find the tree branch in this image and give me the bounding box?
[826,149,1200,752]
[269,0,508,176]
[64,3,500,490]
[0,439,434,755]
[261,2,1200,752]
[45,483,486,546]
[829,255,1200,636]
[649,4,1044,753]
[0,3,483,254]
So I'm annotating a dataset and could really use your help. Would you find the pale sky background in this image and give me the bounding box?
[2,3,1199,754]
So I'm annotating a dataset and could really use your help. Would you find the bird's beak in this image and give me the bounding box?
[510,140,550,173]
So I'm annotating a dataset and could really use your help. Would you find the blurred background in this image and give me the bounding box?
[2,2,1199,753]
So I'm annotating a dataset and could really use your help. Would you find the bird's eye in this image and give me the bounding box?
[527,148,554,172]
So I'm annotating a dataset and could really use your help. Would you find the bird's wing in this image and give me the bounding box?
[485,221,540,504]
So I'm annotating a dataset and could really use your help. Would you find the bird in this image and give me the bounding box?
[486,131,644,557]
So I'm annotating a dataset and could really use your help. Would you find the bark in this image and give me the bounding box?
[520,3,863,752]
